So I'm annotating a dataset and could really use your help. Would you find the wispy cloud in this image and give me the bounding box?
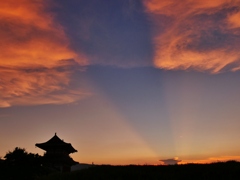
[144,0,240,73]
[0,60,90,108]
[0,0,88,107]
[0,0,87,66]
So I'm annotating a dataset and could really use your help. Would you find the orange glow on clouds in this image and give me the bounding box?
[0,0,85,66]
[0,61,89,108]
[180,156,240,164]
[0,0,88,107]
[144,0,240,73]
[228,12,240,28]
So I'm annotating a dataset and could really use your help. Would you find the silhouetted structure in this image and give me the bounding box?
[35,133,77,172]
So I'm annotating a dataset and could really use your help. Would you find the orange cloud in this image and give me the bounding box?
[228,12,240,28]
[0,0,87,66]
[0,61,90,108]
[0,0,88,107]
[144,0,240,73]
[180,155,240,164]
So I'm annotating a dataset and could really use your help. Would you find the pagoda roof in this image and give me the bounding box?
[35,133,77,154]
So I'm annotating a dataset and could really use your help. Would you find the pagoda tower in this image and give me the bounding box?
[36,133,78,171]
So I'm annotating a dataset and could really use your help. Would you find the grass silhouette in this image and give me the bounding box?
[39,161,240,180]
[1,147,240,180]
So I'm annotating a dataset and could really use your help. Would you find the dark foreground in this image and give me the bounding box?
[40,161,240,180]
[1,161,240,180]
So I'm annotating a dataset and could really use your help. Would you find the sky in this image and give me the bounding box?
[1,0,240,165]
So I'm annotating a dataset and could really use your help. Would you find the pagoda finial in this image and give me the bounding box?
[55,132,57,136]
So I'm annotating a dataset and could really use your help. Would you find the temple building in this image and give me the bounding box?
[35,133,78,171]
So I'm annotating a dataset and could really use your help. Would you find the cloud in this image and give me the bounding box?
[0,0,88,66]
[0,60,90,108]
[159,157,182,165]
[0,0,88,107]
[180,155,240,164]
[144,0,240,73]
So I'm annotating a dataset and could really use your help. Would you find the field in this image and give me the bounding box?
[1,160,240,179]
[39,161,240,180]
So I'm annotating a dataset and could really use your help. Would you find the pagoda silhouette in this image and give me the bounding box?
[36,133,78,171]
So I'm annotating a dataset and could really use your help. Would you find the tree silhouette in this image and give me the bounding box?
[5,147,27,163]
[1,147,51,180]
[4,147,42,166]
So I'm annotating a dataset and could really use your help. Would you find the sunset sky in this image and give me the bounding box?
[1,0,240,165]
